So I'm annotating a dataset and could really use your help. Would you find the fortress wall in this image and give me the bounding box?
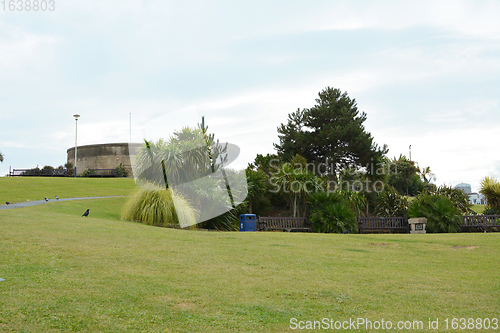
[67,143,143,175]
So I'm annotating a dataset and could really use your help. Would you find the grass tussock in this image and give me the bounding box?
[121,183,196,227]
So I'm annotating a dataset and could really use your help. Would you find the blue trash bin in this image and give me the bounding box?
[239,214,257,232]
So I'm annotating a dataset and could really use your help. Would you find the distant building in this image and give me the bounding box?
[67,143,142,176]
[454,182,472,194]
[468,193,486,205]
[454,183,485,205]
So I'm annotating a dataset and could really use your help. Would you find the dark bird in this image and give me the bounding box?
[342,229,350,234]
[44,197,49,202]
[82,209,90,217]
[55,196,59,200]
[5,202,9,205]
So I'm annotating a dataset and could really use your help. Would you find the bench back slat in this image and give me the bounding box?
[460,215,500,227]
[358,216,409,234]
[258,217,311,232]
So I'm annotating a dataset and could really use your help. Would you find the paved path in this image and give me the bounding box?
[0,196,125,210]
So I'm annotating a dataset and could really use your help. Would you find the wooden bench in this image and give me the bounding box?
[258,217,312,232]
[358,216,409,234]
[460,215,500,232]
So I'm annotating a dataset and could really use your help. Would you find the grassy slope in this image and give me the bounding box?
[1,197,499,332]
[0,177,136,204]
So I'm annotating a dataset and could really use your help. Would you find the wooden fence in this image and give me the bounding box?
[9,168,68,177]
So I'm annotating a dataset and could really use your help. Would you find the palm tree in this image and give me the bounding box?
[272,160,321,217]
[134,127,214,187]
[307,191,357,233]
[480,176,500,209]
[245,168,269,214]
[419,166,436,184]
[132,122,245,230]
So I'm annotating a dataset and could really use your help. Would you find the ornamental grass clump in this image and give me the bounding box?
[122,183,196,227]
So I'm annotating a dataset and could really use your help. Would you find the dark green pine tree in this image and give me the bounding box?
[274,108,309,163]
[275,87,387,189]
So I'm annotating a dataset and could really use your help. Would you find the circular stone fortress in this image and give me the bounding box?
[67,143,142,176]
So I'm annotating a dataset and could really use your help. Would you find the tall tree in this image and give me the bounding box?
[275,87,387,189]
[248,153,280,175]
[270,154,322,217]
[387,155,423,196]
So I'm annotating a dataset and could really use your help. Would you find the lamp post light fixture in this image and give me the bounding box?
[73,114,80,177]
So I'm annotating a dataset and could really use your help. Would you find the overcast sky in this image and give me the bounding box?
[1,0,499,191]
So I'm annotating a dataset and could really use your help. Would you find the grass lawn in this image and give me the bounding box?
[0,177,136,204]
[471,204,486,214]
[1,195,499,332]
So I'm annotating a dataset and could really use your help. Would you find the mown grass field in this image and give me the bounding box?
[0,179,499,332]
[0,177,136,204]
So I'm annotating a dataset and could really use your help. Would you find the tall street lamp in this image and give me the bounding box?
[73,114,80,177]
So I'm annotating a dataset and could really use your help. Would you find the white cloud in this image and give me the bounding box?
[0,21,58,74]
[1,0,500,183]
[374,125,500,191]
[0,141,27,148]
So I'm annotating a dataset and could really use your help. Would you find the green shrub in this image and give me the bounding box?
[339,190,366,216]
[307,191,356,233]
[244,168,271,216]
[65,162,74,177]
[375,186,409,217]
[199,207,242,231]
[408,193,461,233]
[82,169,96,177]
[122,183,197,227]
[483,206,500,215]
[116,163,128,178]
[435,185,474,215]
